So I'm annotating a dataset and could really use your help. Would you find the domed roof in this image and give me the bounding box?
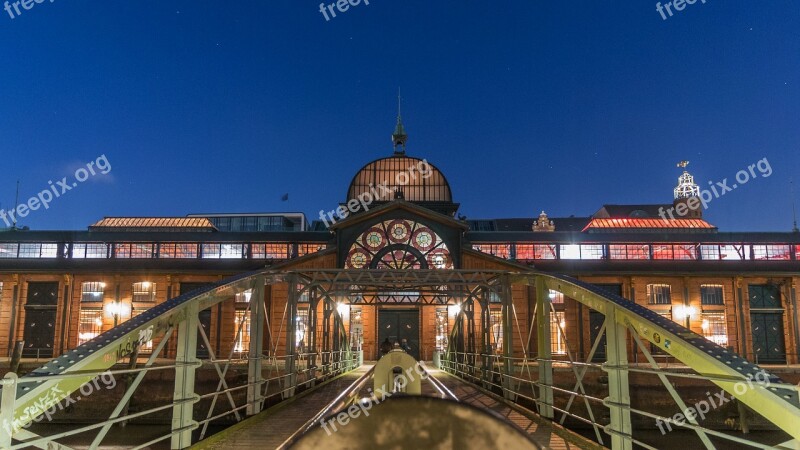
[346,155,453,204]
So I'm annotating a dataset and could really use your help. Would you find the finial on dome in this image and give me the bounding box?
[392,88,407,155]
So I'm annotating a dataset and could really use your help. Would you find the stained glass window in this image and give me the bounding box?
[345,219,453,270]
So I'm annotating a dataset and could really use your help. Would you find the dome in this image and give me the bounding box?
[346,155,453,204]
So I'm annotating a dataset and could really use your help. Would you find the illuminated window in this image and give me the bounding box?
[701,312,728,346]
[435,308,449,352]
[473,244,511,259]
[699,245,721,260]
[345,219,453,270]
[647,284,672,305]
[72,243,109,259]
[559,245,580,260]
[159,243,199,259]
[549,290,564,304]
[673,244,698,260]
[130,309,154,352]
[580,245,605,260]
[298,243,326,257]
[114,243,155,258]
[652,245,673,260]
[202,243,244,259]
[752,245,792,261]
[490,310,503,353]
[701,285,724,305]
[251,243,290,259]
[18,243,58,258]
[550,311,567,355]
[132,282,156,302]
[0,243,19,258]
[719,245,744,260]
[296,307,309,352]
[609,244,650,260]
[81,282,106,302]
[234,310,251,355]
[534,244,557,260]
[235,290,252,303]
[349,307,363,349]
[78,308,103,345]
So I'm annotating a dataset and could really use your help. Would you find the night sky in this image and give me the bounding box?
[1,1,798,231]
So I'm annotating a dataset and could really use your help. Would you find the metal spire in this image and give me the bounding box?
[392,88,407,155]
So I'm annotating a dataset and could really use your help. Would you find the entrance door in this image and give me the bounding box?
[749,284,786,364]
[751,313,786,363]
[23,282,59,358]
[180,283,214,359]
[378,309,420,360]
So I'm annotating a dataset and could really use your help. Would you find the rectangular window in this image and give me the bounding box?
[115,243,155,259]
[549,289,564,304]
[78,308,103,345]
[132,282,156,303]
[18,243,58,258]
[130,309,154,352]
[235,290,252,303]
[202,243,245,259]
[534,244,557,260]
[159,243,199,259]
[701,284,724,306]
[647,284,672,305]
[699,245,721,260]
[673,244,698,260]
[296,307,309,352]
[652,244,673,260]
[550,311,567,355]
[559,244,581,260]
[609,244,650,260]
[435,308,449,352]
[298,243,326,257]
[474,244,511,259]
[490,310,503,353]
[701,312,728,346]
[81,282,106,302]
[72,243,109,259]
[719,245,744,260]
[234,310,251,355]
[579,244,605,260]
[0,243,19,258]
[251,243,290,259]
[752,245,792,261]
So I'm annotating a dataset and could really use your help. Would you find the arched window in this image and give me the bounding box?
[345,219,453,270]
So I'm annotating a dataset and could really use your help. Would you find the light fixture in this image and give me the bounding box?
[337,302,350,316]
[448,304,461,316]
[141,281,151,289]
[673,305,697,321]
[549,290,557,299]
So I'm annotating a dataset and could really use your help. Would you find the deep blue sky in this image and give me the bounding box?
[1,1,798,231]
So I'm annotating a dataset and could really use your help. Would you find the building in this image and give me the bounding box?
[0,117,798,365]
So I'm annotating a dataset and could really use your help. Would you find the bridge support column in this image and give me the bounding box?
[535,277,554,419]
[500,276,516,401]
[1,373,18,449]
[171,302,199,450]
[604,306,632,450]
[247,278,265,415]
[284,275,299,399]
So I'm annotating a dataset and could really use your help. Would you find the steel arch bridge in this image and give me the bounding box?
[1,268,799,450]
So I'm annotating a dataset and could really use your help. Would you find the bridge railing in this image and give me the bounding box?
[442,271,800,450]
[0,269,358,450]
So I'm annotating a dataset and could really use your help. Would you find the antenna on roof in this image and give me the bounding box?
[791,177,799,233]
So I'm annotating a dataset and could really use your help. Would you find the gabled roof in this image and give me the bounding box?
[89,217,217,232]
[582,218,716,232]
[328,199,469,232]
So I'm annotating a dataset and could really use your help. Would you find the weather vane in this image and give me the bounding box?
[677,160,689,168]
